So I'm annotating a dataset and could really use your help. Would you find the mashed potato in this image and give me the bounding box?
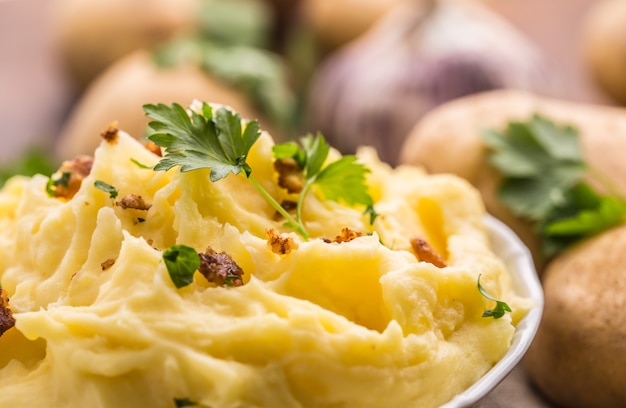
[0,109,529,407]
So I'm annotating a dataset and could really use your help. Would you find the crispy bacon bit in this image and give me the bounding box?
[100,122,119,144]
[115,194,152,210]
[266,228,298,255]
[410,237,447,268]
[332,227,363,243]
[101,258,116,271]
[273,200,297,221]
[144,140,162,157]
[51,155,94,199]
[274,157,304,194]
[198,247,244,287]
[0,288,16,337]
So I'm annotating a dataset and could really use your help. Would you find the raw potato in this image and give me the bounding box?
[55,50,273,159]
[582,0,626,105]
[51,0,200,87]
[524,224,626,408]
[299,0,405,51]
[399,89,626,271]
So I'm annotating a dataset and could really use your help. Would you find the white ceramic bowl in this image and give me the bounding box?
[441,215,544,408]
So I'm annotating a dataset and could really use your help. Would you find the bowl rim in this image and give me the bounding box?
[440,214,544,408]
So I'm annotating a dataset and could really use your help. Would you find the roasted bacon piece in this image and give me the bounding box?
[0,288,15,337]
[274,157,304,194]
[325,227,363,244]
[410,237,447,268]
[143,140,162,156]
[116,194,151,211]
[49,155,94,199]
[266,228,298,255]
[100,122,119,144]
[198,247,244,287]
[101,258,116,271]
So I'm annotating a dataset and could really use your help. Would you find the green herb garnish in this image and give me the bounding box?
[477,274,512,319]
[1,149,58,189]
[151,0,298,134]
[94,180,119,199]
[144,102,305,238]
[144,102,376,240]
[483,114,626,259]
[163,245,201,288]
[130,158,152,169]
[273,133,378,226]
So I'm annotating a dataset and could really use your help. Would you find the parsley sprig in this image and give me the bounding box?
[144,102,308,238]
[273,134,378,226]
[477,274,512,319]
[144,102,377,241]
[483,114,626,259]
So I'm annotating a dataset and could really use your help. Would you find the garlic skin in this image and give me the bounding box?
[305,0,555,165]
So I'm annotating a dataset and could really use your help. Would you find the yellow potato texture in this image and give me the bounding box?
[0,108,529,407]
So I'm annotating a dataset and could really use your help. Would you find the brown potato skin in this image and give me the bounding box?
[399,89,626,273]
[524,224,626,408]
[582,0,626,105]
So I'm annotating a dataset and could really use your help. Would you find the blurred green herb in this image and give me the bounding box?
[151,0,298,134]
[482,114,626,259]
[196,0,271,48]
[0,150,58,188]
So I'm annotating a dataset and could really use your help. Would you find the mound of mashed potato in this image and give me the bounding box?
[0,106,530,407]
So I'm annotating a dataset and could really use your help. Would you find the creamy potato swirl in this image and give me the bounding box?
[0,127,529,407]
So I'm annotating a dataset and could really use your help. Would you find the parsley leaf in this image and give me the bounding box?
[482,114,626,259]
[144,102,308,239]
[163,245,201,288]
[273,133,378,226]
[482,115,586,221]
[145,102,259,181]
[130,158,152,169]
[538,183,626,258]
[477,274,512,319]
[94,180,119,199]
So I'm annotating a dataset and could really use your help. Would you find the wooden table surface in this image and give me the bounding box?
[0,0,614,407]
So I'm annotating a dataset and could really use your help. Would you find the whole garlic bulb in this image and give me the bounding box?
[305,0,555,165]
